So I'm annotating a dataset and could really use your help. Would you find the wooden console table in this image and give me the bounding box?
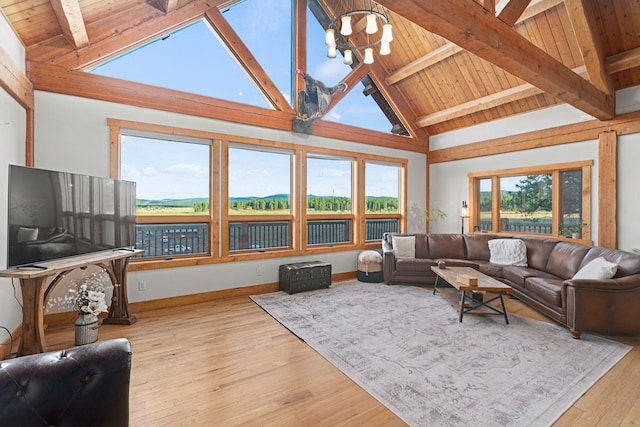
[0,249,143,356]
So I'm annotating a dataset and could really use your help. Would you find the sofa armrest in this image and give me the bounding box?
[563,274,640,337]
[383,250,397,284]
[0,338,132,426]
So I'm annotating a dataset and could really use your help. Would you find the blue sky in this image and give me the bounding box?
[95,0,398,200]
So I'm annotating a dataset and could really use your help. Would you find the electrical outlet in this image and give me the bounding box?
[255,267,262,276]
[138,281,147,291]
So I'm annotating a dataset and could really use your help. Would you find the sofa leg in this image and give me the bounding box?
[570,329,582,339]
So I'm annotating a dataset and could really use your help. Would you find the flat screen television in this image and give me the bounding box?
[7,165,137,268]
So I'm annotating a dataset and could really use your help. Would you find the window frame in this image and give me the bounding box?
[363,159,405,242]
[108,118,408,270]
[468,161,592,242]
[223,140,297,255]
[303,151,357,249]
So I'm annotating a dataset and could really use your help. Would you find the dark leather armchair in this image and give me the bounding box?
[0,338,132,427]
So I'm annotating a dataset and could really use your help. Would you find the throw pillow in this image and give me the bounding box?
[392,235,416,259]
[17,227,39,242]
[572,257,618,280]
[488,239,528,266]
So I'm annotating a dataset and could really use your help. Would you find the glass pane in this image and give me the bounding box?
[365,218,399,241]
[223,0,293,105]
[307,157,352,213]
[325,76,394,133]
[499,175,552,234]
[89,20,271,108]
[228,220,290,251]
[121,135,210,216]
[479,178,492,232]
[228,147,291,215]
[307,219,352,245]
[366,162,399,213]
[136,223,209,258]
[560,170,583,237]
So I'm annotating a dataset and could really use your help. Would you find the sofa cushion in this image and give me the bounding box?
[502,266,559,287]
[427,234,465,259]
[396,258,437,272]
[17,227,39,242]
[580,246,640,277]
[392,235,415,259]
[464,234,500,261]
[525,277,563,307]
[572,256,617,280]
[475,261,504,278]
[516,236,559,271]
[488,239,528,266]
[545,242,591,279]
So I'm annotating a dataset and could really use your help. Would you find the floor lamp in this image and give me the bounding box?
[461,201,469,234]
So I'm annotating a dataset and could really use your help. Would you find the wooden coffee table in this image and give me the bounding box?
[430,266,512,324]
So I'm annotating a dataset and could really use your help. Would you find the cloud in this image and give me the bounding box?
[320,168,349,177]
[121,164,141,179]
[164,163,208,178]
[247,168,271,177]
[142,166,157,177]
[313,59,349,86]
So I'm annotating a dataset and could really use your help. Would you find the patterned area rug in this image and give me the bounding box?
[251,280,631,427]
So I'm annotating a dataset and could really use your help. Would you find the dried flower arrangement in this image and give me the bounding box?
[48,270,112,316]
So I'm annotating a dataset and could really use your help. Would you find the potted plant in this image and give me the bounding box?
[424,208,447,231]
[561,221,587,239]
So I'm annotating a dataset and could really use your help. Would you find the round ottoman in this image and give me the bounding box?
[357,250,383,282]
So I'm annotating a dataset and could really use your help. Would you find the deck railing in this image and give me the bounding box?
[136,223,209,258]
[135,217,400,257]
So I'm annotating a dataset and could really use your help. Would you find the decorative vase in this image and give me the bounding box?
[74,312,99,345]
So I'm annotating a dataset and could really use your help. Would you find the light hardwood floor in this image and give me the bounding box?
[43,284,640,427]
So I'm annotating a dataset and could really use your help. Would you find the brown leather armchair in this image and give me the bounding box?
[0,338,132,426]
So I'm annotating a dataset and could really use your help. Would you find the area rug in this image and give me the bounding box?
[250,280,631,427]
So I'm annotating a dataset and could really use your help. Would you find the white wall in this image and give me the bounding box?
[32,91,427,304]
[0,13,27,344]
[428,86,640,253]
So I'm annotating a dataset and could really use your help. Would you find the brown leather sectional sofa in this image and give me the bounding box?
[382,232,640,338]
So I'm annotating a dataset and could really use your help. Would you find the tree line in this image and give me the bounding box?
[221,196,398,212]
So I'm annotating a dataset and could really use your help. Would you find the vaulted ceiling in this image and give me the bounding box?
[2,0,639,150]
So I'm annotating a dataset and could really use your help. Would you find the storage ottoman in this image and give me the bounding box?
[357,250,383,282]
[279,261,332,294]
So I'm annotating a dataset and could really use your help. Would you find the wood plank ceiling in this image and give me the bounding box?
[1,0,639,149]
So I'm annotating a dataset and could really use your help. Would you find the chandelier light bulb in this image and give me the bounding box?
[380,41,391,55]
[364,47,374,64]
[325,28,335,46]
[340,15,353,36]
[327,44,337,58]
[365,14,378,34]
[381,23,393,43]
[343,49,353,65]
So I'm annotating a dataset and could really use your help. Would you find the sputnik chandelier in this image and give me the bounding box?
[324,0,393,65]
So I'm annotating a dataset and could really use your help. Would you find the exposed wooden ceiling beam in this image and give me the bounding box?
[496,0,533,26]
[416,66,587,127]
[377,0,614,120]
[152,0,179,14]
[0,45,34,110]
[563,0,612,95]
[30,0,230,70]
[49,0,89,49]
[204,7,294,113]
[385,0,559,86]
[606,46,640,75]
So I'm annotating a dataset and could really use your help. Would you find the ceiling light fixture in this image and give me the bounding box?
[324,0,393,65]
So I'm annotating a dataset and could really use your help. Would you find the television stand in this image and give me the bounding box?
[0,249,143,356]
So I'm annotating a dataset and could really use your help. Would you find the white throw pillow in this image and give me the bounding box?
[17,227,39,242]
[488,239,528,266]
[572,257,618,280]
[392,235,416,259]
